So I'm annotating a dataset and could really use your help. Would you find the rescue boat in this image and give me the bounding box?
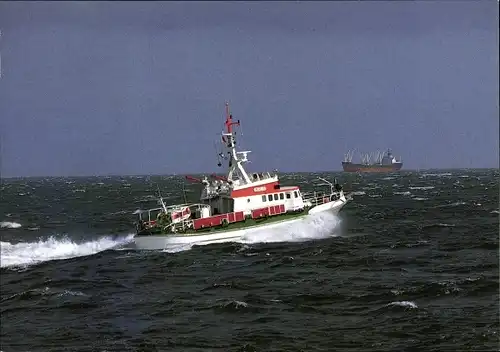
[133,102,351,250]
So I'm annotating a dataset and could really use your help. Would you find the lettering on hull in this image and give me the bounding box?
[231,181,280,198]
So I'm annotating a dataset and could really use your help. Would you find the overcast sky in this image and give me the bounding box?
[0,1,498,177]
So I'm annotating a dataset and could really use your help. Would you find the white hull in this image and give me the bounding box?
[133,194,348,250]
[307,195,347,215]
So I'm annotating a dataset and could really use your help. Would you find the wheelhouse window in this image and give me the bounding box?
[286,193,291,199]
[279,193,284,200]
[262,195,267,202]
[268,194,273,201]
[273,194,279,201]
[294,191,298,198]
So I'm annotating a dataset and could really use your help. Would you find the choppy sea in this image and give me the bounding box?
[1,169,498,351]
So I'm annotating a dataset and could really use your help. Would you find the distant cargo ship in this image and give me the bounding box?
[342,149,403,173]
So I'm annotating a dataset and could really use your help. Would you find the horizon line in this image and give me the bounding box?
[0,167,497,180]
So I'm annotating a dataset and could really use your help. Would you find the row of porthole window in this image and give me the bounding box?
[262,191,299,202]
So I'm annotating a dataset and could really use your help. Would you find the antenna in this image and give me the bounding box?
[156,185,168,212]
[182,181,187,204]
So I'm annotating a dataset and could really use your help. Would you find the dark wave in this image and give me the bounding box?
[0,169,498,351]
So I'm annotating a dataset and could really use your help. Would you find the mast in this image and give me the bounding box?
[221,102,252,184]
[224,102,240,134]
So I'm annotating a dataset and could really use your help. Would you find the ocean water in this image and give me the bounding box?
[1,169,498,351]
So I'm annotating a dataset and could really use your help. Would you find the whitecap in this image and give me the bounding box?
[387,301,418,309]
[394,191,411,196]
[1,221,21,229]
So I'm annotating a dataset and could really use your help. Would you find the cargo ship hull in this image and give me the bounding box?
[342,162,403,173]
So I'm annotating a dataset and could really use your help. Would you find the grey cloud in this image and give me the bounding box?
[0,1,495,34]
